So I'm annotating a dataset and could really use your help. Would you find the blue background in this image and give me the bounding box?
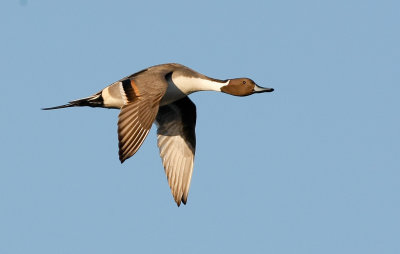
[1,0,399,253]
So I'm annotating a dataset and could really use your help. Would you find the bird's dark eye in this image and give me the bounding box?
[242,81,246,85]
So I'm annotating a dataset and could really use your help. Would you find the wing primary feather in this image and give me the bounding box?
[156,97,197,206]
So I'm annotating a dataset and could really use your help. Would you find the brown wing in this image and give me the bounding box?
[156,97,196,206]
[117,67,171,163]
[118,97,161,163]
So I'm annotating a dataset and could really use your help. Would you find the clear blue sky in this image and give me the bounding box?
[1,0,399,253]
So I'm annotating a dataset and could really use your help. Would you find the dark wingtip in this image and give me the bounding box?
[119,146,130,164]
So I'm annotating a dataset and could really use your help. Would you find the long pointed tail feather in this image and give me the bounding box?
[42,103,76,110]
[42,92,104,110]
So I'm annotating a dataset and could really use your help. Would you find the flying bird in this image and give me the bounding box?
[43,63,274,206]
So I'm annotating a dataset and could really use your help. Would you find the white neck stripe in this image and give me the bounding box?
[171,75,230,94]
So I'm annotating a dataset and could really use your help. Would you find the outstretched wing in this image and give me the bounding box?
[117,73,168,163]
[118,97,161,163]
[156,97,197,206]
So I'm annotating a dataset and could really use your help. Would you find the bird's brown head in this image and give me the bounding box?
[220,78,274,96]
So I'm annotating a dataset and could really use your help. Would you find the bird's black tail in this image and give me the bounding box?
[42,91,104,110]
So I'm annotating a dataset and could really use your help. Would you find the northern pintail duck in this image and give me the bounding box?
[43,63,274,206]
